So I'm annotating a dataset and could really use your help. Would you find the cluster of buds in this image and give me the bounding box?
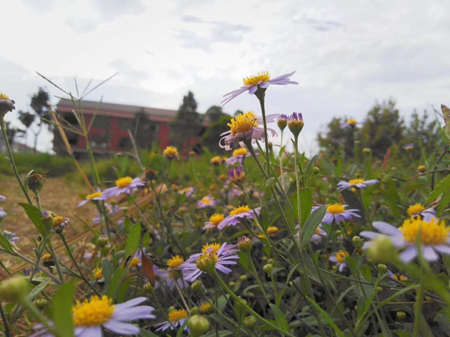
[227,166,245,184]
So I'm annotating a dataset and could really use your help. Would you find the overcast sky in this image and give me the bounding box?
[1,0,449,154]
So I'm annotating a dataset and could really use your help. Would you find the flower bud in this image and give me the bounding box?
[417,165,426,173]
[97,235,109,247]
[267,259,274,265]
[228,166,245,184]
[143,282,154,293]
[196,253,216,274]
[187,315,210,337]
[145,169,157,181]
[240,275,248,281]
[376,286,382,292]
[34,298,48,309]
[377,264,387,273]
[352,236,362,245]
[163,146,179,160]
[27,173,46,194]
[243,316,257,329]
[267,226,279,237]
[288,112,304,137]
[313,166,320,175]
[277,115,288,131]
[263,264,273,275]
[0,93,15,120]
[191,280,203,292]
[363,148,371,155]
[189,151,196,158]
[200,302,213,314]
[190,306,200,315]
[366,235,396,263]
[396,311,406,321]
[0,276,28,302]
[237,236,252,252]
[229,282,236,287]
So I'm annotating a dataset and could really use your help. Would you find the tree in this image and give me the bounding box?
[204,106,224,123]
[133,109,157,149]
[170,91,203,152]
[18,88,51,153]
[317,117,359,158]
[202,113,232,153]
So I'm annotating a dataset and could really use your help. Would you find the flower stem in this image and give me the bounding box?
[255,89,271,176]
[0,301,10,337]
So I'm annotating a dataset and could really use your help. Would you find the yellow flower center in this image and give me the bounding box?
[87,191,102,199]
[399,217,450,245]
[407,203,425,216]
[314,227,321,235]
[130,257,140,268]
[336,250,349,264]
[267,226,279,236]
[163,146,179,158]
[228,112,259,135]
[93,268,104,280]
[243,71,270,86]
[327,203,345,214]
[0,93,10,100]
[232,148,248,156]
[230,205,251,216]
[393,274,408,282]
[202,243,221,254]
[168,309,188,323]
[116,176,132,188]
[346,119,357,125]
[73,296,115,327]
[201,196,212,205]
[42,253,52,261]
[349,178,365,185]
[209,213,224,227]
[211,156,222,164]
[167,255,184,269]
[200,302,213,313]
[53,216,65,226]
[417,165,426,172]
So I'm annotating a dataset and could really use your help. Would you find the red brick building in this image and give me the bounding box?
[53,99,202,156]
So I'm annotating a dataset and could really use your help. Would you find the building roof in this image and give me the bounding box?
[56,99,178,121]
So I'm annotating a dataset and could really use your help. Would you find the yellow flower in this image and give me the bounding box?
[201,243,221,254]
[116,176,132,188]
[167,255,185,269]
[407,203,425,217]
[399,217,450,245]
[348,178,365,185]
[417,165,426,173]
[73,296,115,327]
[93,268,104,280]
[210,156,222,165]
[267,226,279,237]
[227,112,259,135]
[163,146,179,160]
[243,71,271,86]
[346,119,357,125]
[86,191,102,199]
[0,93,10,100]
[232,148,248,157]
[327,203,345,214]
[336,250,349,264]
[209,213,224,227]
[130,257,140,268]
[168,309,188,323]
[229,205,251,216]
[200,302,213,314]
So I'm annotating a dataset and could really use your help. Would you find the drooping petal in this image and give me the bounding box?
[103,320,140,335]
[434,245,450,255]
[114,297,147,311]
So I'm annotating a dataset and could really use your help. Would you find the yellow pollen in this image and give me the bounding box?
[201,196,212,205]
[349,178,365,185]
[407,203,425,216]
[200,302,213,313]
[233,148,248,156]
[314,227,321,235]
[168,309,188,323]
[228,111,259,135]
[336,250,349,264]
[243,71,271,86]
[53,216,65,226]
[393,274,408,282]
[87,191,102,199]
[42,253,52,261]
[267,226,279,237]
[400,217,450,245]
[417,165,426,172]
[93,268,104,280]
[73,296,115,327]
[202,243,221,254]
[167,255,184,269]
[346,119,357,125]
[130,257,140,268]
[327,203,345,214]
[230,205,251,216]
[258,233,265,239]
[163,146,179,159]
[116,176,132,188]
[210,156,222,165]
[0,93,10,100]
[209,213,224,227]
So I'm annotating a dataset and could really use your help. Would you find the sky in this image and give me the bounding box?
[1,0,449,154]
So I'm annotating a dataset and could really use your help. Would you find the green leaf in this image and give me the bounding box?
[281,172,290,193]
[124,223,141,257]
[300,206,326,249]
[0,232,13,253]
[106,266,124,299]
[427,174,450,203]
[438,191,450,216]
[266,177,276,187]
[117,278,133,303]
[101,259,113,284]
[237,252,250,271]
[307,296,344,337]
[269,304,289,332]
[139,329,159,337]
[217,295,229,311]
[19,203,48,237]
[53,281,76,337]
[299,188,313,226]
[360,265,373,282]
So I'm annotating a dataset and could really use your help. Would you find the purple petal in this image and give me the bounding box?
[422,246,439,262]
[77,326,102,337]
[114,297,147,311]
[248,85,258,95]
[103,320,140,335]
[373,222,401,235]
[399,245,417,263]
[112,306,155,321]
[434,245,450,255]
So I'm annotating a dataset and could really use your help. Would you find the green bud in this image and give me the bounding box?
[191,280,203,292]
[313,166,320,175]
[352,236,362,244]
[243,316,257,329]
[396,311,406,321]
[363,148,371,154]
[187,315,210,337]
[0,276,28,302]
[240,275,248,281]
[143,282,154,293]
[97,235,109,247]
[229,282,236,287]
[190,306,200,315]
[27,173,46,194]
[263,264,273,274]
[277,118,287,131]
[34,298,48,309]
[376,286,382,292]
[196,253,216,274]
[366,235,396,263]
[377,264,387,273]
[237,236,252,252]
[267,259,274,265]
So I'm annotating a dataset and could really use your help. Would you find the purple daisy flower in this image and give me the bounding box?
[217,206,261,230]
[329,250,350,272]
[179,187,195,197]
[0,195,5,202]
[340,118,361,129]
[219,111,279,151]
[404,143,414,151]
[31,296,155,337]
[360,217,450,262]
[406,203,436,218]
[310,225,327,244]
[182,242,239,282]
[313,203,360,224]
[337,178,379,191]
[227,187,243,200]
[0,208,6,219]
[102,177,145,198]
[2,230,18,243]
[155,308,189,332]
[197,195,216,208]
[222,71,297,105]
[78,189,107,207]
[225,147,251,167]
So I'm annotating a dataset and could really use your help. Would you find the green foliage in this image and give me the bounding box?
[0,153,74,177]
[202,114,232,153]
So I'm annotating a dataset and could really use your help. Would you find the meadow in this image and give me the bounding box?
[1,71,450,337]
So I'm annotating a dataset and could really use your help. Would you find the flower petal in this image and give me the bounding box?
[399,245,417,263]
[114,297,147,311]
[373,222,400,235]
[103,320,140,335]
[113,305,155,321]
[434,245,450,255]
[77,325,102,337]
[422,246,439,262]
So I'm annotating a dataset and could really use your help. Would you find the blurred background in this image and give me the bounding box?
[1,0,449,156]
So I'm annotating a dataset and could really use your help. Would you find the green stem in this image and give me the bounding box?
[20,297,56,335]
[0,121,33,204]
[294,137,302,242]
[0,301,10,337]
[255,89,271,176]
[213,270,294,337]
[246,252,272,305]
[413,283,424,337]
[47,240,64,283]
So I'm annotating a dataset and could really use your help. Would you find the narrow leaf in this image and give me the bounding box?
[269,304,290,332]
[300,206,327,248]
[141,251,156,286]
[124,222,141,257]
[53,281,76,337]
[19,203,48,237]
